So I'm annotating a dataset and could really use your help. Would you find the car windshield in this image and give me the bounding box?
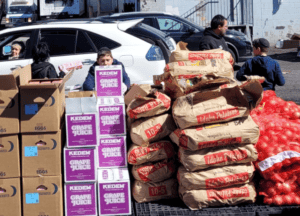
[169,14,205,31]
[8,6,33,14]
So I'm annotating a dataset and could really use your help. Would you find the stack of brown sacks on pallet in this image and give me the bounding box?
[127,89,179,203]
[155,42,263,209]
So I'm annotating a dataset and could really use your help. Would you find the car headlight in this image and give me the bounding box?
[6,18,9,23]
[166,37,176,52]
[146,45,164,61]
[28,17,32,22]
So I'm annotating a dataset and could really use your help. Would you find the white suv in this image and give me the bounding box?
[0,18,170,86]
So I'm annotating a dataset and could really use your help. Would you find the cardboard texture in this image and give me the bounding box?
[124,84,152,106]
[95,65,123,97]
[98,136,127,168]
[177,163,255,190]
[98,104,126,136]
[67,91,97,98]
[131,159,176,183]
[127,90,171,119]
[0,71,19,135]
[21,131,62,177]
[169,116,260,151]
[64,182,97,216]
[66,96,98,148]
[19,65,74,133]
[22,176,63,216]
[130,114,177,145]
[64,148,97,182]
[179,182,256,210]
[98,168,131,215]
[282,40,300,49]
[132,178,179,203]
[0,177,22,216]
[0,135,20,178]
[291,33,300,40]
[178,144,257,171]
[128,141,176,165]
[172,81,263,129]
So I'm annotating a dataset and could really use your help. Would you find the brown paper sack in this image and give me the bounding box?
[169,116,259,151]
[132,178,178,203]
[172,80,263,129]
[178,144,257,171]
[169,42,234,65]
[128,141,176,165]
[179,183,256,210]
[127,90,171,119]
[130,114,177,145]
[132,159,176,183]
[177,163,255,190]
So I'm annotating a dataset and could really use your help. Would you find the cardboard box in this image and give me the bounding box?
[98,104,126,136]
[124,84,152,106]
[0,177,22,216]
[95,65,123,97]
[66,96,98,148]
[19,65,74,133]
[97,136,127,168]
[21,131,62,177]
[0,135,20,178]
[97,168,131,215]
[282,40,300,49]
[22,175,63,216]
[64,148,97,182]
[67,91,97,98]
[64,182,97,216]
[0,71,19,135]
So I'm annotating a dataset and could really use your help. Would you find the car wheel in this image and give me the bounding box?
[228,49,236,66]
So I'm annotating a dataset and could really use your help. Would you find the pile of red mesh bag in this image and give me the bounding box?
[250,90,300,205]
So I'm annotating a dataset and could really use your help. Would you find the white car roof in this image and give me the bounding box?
[110,11,173,17]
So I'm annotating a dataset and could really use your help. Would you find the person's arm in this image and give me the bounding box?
[120,62,130,89]
[236,61,250,81]
[199,39,213,51]
[82,73,95,91]
[47,64,62,78]
[274,62,285,86]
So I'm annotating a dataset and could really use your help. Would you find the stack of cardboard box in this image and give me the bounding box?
[0,69,22,216]
[18,65,73,216]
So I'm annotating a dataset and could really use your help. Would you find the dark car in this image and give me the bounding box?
[101,12,253,63]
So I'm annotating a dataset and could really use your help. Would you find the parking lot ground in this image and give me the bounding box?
[235,47,300,104]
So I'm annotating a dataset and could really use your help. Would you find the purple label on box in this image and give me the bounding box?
[65,149,95,182]
[66,183,96,216]
[96,68,122,97]
[98,105,125,135]
[98,137,126,168]
[66,114,97,147]
[99,182,130,215]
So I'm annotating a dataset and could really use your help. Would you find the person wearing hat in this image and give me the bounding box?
[236,38,285,91]
[82,47,131,91]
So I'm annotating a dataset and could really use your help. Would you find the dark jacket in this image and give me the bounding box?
[199,28,229,51]
[31,62,65,79]
[83,59,131,91]
[236,56,285,91]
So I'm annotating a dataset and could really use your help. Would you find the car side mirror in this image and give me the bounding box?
[3,45,11,56]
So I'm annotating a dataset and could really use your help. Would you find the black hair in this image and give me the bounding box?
[97,47,112,59]
[211,15,227,29]
[32,42,50,63]
[253,38,270,53]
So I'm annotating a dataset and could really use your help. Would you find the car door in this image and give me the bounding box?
[155,17,201,51]
[0,30,35,74]
[37,28,97,87]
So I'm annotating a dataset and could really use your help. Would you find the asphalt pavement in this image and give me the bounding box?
[235,47,300,104]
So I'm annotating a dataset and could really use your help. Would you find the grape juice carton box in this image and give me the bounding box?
[97,101,126,136]
[97,136,127,168]
[95,65,123,97]
[97,168,131,215]
[64,148,97,182]
[66,96,98,148]
[64,182,97,216]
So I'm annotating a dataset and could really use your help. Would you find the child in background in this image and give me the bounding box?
[236,38,285,91]
[83,47,130,91]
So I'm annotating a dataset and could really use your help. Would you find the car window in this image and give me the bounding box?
[157,18,190,32]
[87,32,121,51]
[0,31,32,61]
[76,31,95,54]
[40,29,76,56]
[142,18,152,26]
